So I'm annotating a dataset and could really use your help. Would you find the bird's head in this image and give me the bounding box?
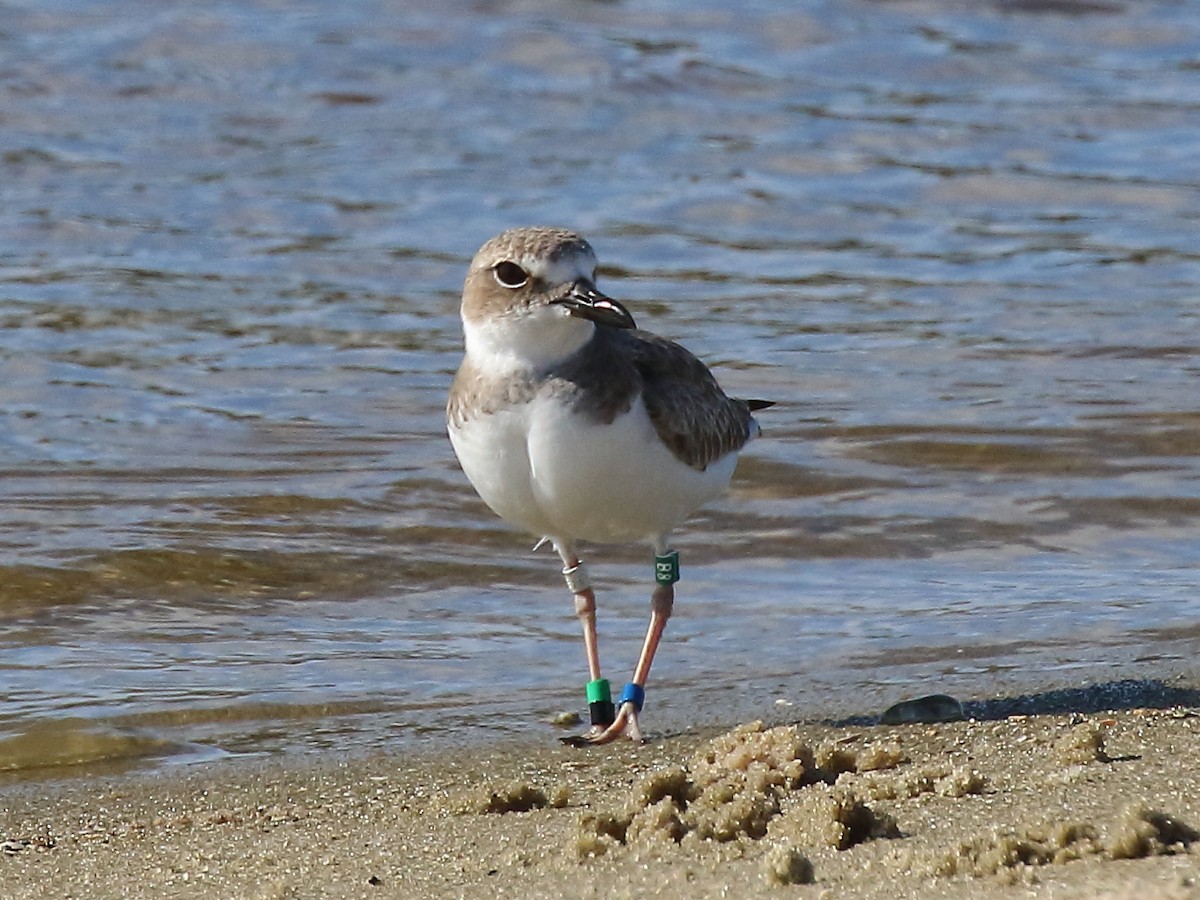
[460,227,636,370]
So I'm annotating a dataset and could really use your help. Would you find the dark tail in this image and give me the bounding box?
[746,399,775,411]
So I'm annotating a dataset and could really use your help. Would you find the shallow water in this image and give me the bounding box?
[1,0,1199,775]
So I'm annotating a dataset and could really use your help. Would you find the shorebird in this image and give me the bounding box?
[447,227,770,744]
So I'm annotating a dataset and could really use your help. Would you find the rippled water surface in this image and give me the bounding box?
[2,0,1199,775]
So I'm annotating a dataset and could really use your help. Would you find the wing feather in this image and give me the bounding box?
[619,330,762,471]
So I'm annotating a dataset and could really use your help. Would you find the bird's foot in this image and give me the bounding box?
[560,702,644,747]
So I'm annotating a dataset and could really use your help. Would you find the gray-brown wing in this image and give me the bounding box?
[620,330,759,471]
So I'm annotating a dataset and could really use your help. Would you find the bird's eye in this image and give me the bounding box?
[492,261,529,289]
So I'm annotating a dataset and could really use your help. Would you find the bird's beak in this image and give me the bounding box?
[552,280,637,330]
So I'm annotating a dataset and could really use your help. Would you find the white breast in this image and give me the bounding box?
[448,403,556,538]
[452,389,738,546]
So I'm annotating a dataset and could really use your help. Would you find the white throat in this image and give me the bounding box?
[463,305,595,375]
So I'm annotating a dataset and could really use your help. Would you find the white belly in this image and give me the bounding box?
[449,395,737,545]
[448,403,553,537]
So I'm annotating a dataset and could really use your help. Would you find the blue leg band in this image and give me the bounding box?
[619,682,645,712]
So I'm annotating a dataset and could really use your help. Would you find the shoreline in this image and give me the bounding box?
[3,676,1200,898]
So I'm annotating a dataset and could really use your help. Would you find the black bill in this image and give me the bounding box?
[551,281,637,330]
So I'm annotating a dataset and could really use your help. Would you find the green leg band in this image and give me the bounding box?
[586,679,615,727]
[655,550,680,586]
[586,678,612,704]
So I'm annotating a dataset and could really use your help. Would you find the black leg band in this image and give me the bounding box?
[589,700,616,727]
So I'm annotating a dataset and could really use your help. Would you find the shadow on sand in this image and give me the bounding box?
[834,678,1200,728]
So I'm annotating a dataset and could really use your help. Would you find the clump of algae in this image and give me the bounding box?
[1105,805,1199,860]
[931,820,1103,877]
[458,779,568,814]
[929,804,1199,878]
[770,785,900,851]
[1053,722,1111,766]
[577,721,902,862]
[762,844,814,885]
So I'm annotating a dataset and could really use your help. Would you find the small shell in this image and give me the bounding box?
[880,694,964,725]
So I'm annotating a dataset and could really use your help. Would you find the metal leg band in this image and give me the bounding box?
[563,562,592,594]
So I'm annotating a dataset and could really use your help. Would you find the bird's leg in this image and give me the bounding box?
[574,584,602,683]
[633,582,674,685]
[579,548,678,745]
[557,544,616,739]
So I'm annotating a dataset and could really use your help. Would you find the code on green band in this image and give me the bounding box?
[654,550,680,586]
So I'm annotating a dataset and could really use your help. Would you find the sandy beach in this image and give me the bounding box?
[3,679,1199,899]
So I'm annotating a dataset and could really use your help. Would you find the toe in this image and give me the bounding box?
[560,703,645,746]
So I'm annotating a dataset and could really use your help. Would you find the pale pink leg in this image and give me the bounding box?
[582,581,674,745]
[555,543,614,740]
[558,545,603,683]
[575,586,602,682]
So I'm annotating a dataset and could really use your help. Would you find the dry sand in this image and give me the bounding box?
[3,681,1200,899]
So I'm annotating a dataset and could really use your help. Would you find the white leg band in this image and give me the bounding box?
[562,562,592,594]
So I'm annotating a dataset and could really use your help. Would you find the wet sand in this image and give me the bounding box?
[3,681,1199,899]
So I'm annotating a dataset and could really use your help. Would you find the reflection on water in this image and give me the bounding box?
[1,0,1199,775]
